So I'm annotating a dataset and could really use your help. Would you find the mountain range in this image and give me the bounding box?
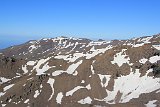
[0,34,160,107]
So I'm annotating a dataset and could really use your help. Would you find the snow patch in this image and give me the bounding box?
[78,96,92,104]
[139,58,148,64]
[4,84,14,91]
[47,78,55,101]
[66,84,91,96]
[98,74,111,87]
[56,92,63,104]
[27,61,37,66]
[145,100,157,107]
[104,69,160,104]
[34,90,40,98]
[111,49,131,67]
[52,60,82,76]
[153,45,160,50]
[0,77,10,84]
[149,55,160,63]
[24,99,29,103]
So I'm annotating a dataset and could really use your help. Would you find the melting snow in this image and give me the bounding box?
[86,46,112,59]
[54,45,112,62]
[156,90,160,93]
[56,92,63,104]
[66,84,91,96]
[145,100,157,107]
[32,57,53,75]
[55,53,84,62]
[104,69,160,104]
[52,60,82,76]
[27,61,37,66]
[36,62,52,75]
[78,96,92,104]
[91,65,95,74]
[24,99,29,103]
[81,80,85,83]
[98,74,111,87]
[111,49,131,67]
[47,78,55,101]
[139,58,148,64]
[0,84,14,97]
[4,84,14,91]
[34,90,40,98]
[0,77,10,84]
[22,65,28,74]
[132,37,152,48]
[153,45,160,50]
[133,43,145,47]
[28,44,39,53]
[149,55,160,63]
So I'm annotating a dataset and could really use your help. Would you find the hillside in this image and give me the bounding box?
[0,34,160,107]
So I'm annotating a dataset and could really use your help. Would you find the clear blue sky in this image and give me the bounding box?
[0,0,160,49]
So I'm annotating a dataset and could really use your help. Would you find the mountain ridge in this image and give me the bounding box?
[0,34,160,107]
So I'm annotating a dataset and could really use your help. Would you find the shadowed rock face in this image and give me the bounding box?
[0,34,160,107]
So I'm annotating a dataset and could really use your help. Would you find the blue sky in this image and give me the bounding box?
[0,0,160,49]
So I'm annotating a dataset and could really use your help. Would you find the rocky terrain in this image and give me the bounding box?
[0,34,160,107]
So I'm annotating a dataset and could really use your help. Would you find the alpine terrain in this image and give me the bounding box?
[0,34,160,107]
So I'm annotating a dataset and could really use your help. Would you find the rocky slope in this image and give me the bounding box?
[0,34,160,107]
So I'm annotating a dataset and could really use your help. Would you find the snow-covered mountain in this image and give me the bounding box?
[0,34,160,107]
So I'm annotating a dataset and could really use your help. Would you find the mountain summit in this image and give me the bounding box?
[0,34,160,107]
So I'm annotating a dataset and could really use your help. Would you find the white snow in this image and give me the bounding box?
[111,49,131,67]
[56,92,63,104]
[54,53,84,62]
[145,100,157,107]
[91,65,95,74]
[156,89,160,93]
[86,46,112,59]
[1,104,6,107]
[54,45,112,62]
[66,84,91,96]
[0,77,10,84]
[34,90,40,98]
[72,70,78,76]
[133,43,145,47]
[139,58,148,64]
[22,65,28,74]
[133,37,152,47]
[67,60,83,74]
[0,92,5,97]
[86,84,91,90]
[153,45,160,50]
[98,74,111,87]
[0,84,14,97]
[78,96,92,104]
[149,55,160,63]
[66,86,83,96]
[87,41,110,47]
[36,62,52,75]
[4,84,14,91]
[24,99,29,103]
[29,40,36,44]
[81,80,85,83]
[27,61,37,66]
[52,60,82,76]
[47,78,55,101]
[28,44,38,53]
[32,57,53,75]
[142,37,152,43]
[104,69,160,104]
